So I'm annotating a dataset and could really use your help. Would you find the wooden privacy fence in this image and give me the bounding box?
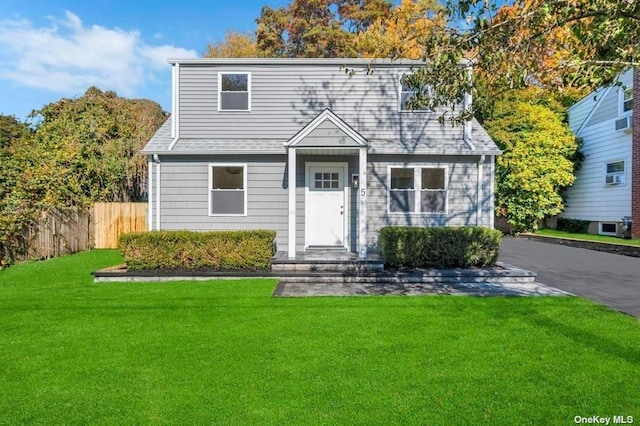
[23,202,148,260]
[26,210,93,260]
[93,202,148,248]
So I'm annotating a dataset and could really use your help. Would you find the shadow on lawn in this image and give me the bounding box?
[526,313,640,365]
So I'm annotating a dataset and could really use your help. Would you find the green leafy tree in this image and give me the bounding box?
[396,0,639,123]
[0,115,30,149]
[483,90,580,232]
[27,87,167,205]
[0,88,167,266]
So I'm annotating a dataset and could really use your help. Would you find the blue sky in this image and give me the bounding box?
[0,0,289,120]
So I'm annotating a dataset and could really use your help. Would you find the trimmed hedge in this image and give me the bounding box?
[119,230,276,271]
[378,226,502,269]
[556,217,591,234]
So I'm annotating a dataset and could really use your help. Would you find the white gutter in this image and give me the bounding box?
[477,155,485,226]
[169,63,180,150]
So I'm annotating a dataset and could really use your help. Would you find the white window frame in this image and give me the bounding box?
[398,74,431,113]
[218,72,251,112]
[387,165,448,215]
[599,222,617,236]
[208,163,248,217]
[604,159,625,186]
[619,87,633,115]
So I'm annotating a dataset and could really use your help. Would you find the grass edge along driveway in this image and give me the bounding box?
[1,250,639,424]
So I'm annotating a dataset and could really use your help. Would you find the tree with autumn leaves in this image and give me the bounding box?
[0,89,166,266]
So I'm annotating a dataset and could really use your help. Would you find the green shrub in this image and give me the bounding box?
[378,226,502,269]
[119,230,276,271]
[556,218,591,234]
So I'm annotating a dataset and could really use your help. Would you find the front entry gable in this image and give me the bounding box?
[285,108,368,148]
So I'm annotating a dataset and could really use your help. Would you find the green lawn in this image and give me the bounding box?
[535,228,640,246]
[1,251,639,424]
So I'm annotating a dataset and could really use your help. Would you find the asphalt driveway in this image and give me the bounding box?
[499,237,640,317]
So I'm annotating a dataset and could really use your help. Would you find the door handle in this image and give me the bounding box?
[340,205,344,215]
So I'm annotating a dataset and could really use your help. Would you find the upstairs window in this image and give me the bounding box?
[622,87,633,114]
[210,164,247,216]
[399,75,431,112]
[218,73,250,111]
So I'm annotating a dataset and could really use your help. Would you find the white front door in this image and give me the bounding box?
[306,165,346,247]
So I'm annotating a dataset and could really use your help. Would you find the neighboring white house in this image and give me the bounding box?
[563,68,634,236]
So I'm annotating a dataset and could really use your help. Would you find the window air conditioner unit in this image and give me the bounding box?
[606,174,624,185]
[615,116,632,133]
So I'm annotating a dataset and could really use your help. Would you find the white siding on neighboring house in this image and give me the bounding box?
[562,69,633,228]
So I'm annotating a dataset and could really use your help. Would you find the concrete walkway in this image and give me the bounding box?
[499,237,640,317]
[274,280,570,297]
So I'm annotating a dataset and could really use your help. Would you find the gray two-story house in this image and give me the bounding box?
[142,58,501,259]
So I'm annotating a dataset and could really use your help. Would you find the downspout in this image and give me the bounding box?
[462,64,475,150]
[477,155,485,226]
[148,157,153,231]
[168,62,180,150]
[490,155,495,229]
[153,154,161,231]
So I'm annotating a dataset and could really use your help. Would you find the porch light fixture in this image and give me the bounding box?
[352,174,359,189]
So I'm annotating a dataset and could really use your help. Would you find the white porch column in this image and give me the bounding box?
[148,158,153,231]
[358,146,368,258]
[288,147,297,258]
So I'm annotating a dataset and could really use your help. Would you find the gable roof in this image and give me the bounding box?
[285,109,368,148]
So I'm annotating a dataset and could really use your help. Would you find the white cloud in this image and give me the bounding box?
[0,11,197,97]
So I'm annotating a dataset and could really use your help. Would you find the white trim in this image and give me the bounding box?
[286,109,368,147]
[490,155,495,229]
[208,163,248,217]
[599,222,618,236]
[397,73,430,113]
[603,158,626,187]
[477,155,485,226]
[304,162,349,250]
[386,165,449,215]
[148,159,153,231]
[358,147,367,258]
[217,72,251,112]
[156,159,161,231]
[288,149,297,258]
[619,86,633,116]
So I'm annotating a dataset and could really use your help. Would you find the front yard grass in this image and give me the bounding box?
[1,250,639,424]
[536,228,640,246]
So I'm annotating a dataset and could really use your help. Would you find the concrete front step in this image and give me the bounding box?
[271,251,384,272]
[276,262,536,285]
[271,262,384,272]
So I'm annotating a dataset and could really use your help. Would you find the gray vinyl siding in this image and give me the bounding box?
[365,155,493,249]
[155,153,493,253]
[178,63,458,144]
[296,120,360,147]
[157,155,290,250]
